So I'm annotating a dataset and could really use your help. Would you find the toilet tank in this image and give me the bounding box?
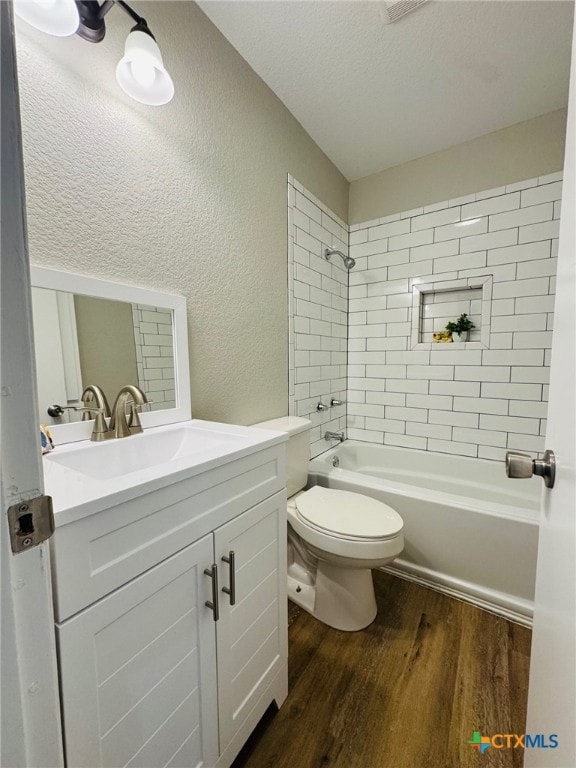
[252,417,311,497]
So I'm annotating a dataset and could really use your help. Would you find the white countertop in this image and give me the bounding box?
[43,419,286,527]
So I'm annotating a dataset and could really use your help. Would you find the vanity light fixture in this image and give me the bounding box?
[14,0,174,105]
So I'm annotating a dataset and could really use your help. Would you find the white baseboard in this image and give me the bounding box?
[382,558,533,628]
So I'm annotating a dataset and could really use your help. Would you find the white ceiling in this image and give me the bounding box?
[198,0,574,181]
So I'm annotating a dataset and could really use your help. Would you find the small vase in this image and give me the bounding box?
[455,331,470,342]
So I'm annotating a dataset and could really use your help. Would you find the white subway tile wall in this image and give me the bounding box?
[347,174,561,461]
[288,177,348,457]
[133,304,176,410]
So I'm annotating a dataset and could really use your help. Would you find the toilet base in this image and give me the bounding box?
[287,574,316,614]
[287,563,377,632]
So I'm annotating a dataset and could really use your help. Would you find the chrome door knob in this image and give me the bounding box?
[505,451,533,478]
[505,449,556,489]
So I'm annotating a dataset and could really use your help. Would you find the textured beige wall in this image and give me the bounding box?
[349,110,567,223]
[16,1,348,425]
[74,296,138,399]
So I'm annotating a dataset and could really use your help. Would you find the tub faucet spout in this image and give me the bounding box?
[325,430,345,443]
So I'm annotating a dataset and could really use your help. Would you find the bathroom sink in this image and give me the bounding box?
[42,419,286,522]
[46,424,241,480]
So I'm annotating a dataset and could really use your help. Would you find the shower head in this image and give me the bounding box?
[324,248,356,271]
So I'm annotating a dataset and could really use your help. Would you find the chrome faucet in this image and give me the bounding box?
[80,384,111,421]
[325,430,345,443]
[109,385,150,439]
[48,384,149,441]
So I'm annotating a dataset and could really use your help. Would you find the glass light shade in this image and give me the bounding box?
[115,30,174,106]
[14,0,79,36]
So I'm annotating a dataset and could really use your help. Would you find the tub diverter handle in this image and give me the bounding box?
[505,449,556,489]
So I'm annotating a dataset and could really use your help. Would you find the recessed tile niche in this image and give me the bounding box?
[411,276,492,349]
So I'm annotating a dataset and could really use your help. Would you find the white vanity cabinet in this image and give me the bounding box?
[50,441,288,768]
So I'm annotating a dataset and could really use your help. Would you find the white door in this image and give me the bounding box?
[524,12,576,768]
[214,492,288,757]
[57,536,219,768]
[0,3,63,766]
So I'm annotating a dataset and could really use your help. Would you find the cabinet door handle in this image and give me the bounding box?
[204,564,219,621]
[221,550,236,605]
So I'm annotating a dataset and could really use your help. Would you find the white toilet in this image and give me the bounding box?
[254,416,404,631]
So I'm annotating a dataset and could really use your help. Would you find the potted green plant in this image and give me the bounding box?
[445,313,475,342]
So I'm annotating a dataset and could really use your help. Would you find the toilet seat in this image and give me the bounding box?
[294,485,403,541]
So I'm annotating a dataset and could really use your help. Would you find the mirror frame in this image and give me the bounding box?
[31,265,191,443]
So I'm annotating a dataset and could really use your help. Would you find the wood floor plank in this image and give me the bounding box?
[233,572,531,768]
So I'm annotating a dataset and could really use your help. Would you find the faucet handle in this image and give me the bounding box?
[126,398,153,432]
[89,408,111,441]
[47,404,110,441]
[128,404,143,432]
[48,403,104,418]
[123,396,153,409]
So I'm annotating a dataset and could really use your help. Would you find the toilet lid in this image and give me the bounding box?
[295,486,403,540]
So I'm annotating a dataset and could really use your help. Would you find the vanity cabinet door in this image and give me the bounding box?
[57,534,219,768]
[214,490,288,759]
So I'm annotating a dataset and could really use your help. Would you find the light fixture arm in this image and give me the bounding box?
[115,0,141,25]
[111,1,155,40]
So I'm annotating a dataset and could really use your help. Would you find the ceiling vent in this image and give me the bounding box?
[378,0,429,24]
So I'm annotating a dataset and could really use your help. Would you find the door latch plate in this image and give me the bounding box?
[7,495,54,553]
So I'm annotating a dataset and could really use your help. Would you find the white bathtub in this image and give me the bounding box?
[308,442,541,626]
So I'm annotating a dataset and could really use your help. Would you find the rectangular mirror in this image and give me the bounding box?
[31,266,191,443]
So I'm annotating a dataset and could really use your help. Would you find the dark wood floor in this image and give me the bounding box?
[233,571,531,768]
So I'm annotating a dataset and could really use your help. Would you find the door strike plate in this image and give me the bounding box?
[7,495,55,553]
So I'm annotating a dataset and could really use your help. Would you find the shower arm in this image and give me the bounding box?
[324,248,356,270]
